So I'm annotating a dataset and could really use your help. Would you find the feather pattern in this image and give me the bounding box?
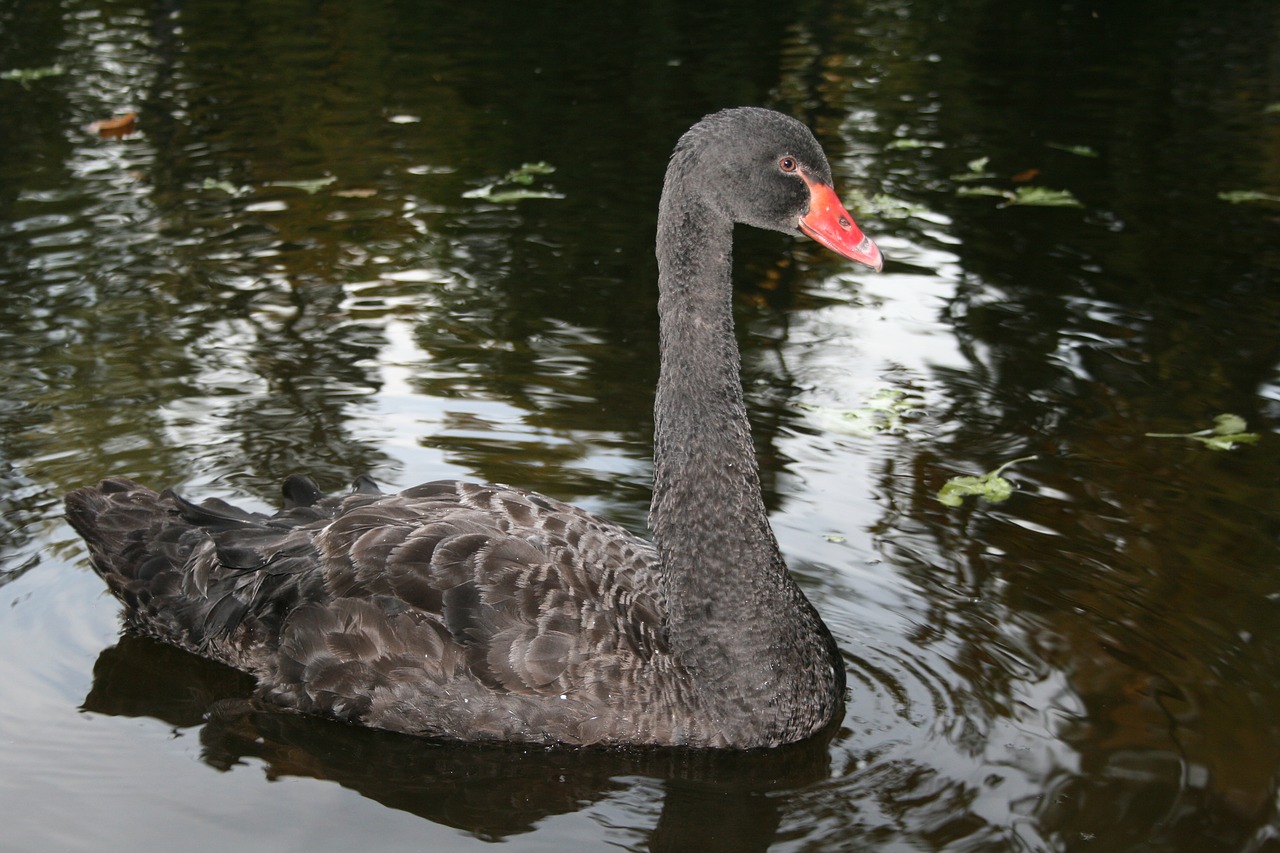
[67,476,707,745]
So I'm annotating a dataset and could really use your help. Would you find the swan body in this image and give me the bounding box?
[66,107,882,748]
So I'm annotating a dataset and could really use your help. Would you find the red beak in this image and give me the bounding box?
[798,173,883,272]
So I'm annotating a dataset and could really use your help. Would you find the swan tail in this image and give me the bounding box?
[65,478,187,589]
[64,476,335,666]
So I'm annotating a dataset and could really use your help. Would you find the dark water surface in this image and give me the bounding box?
[2,0,1279,850]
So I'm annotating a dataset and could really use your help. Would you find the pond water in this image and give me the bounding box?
[2,0,1279,850]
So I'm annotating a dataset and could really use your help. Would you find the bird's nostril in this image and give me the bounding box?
[838,216,851,230]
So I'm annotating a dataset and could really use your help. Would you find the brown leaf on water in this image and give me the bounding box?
[87,112,138,138]
[1011,168,1041,183]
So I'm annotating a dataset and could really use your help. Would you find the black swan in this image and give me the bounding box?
[65,107,883,749]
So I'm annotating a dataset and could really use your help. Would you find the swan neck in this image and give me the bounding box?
[651,201,770,587]
[650,192,825,682]
[644,161,844,742]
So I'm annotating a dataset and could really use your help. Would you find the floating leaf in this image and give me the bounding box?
[956,185,1010,198]
[268,176,336,194]
[960,186,1082,207]
[1263,103,1280,114]
[1,63,64,87]
[1145,413,1261,450]
[476,188,564,203]
[803,388,923,437]
[1219,190,1280,205]
[1009,186,1082,207]
[201,178,251,196]
[937,456,1036,508]
[508,162,555,184]
[464,162,563,202]
[823,534,847,543]
[937,474,1009,507]
[842,189,932,220]
[1046,142,1099,157]
[1213,413,1248,434]
[87,112,138,138]
[886,138,940,150]
[954,153,1082,207]
[951,156,996,182]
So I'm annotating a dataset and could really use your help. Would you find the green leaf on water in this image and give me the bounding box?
[201,178,251,196]
[953,154,1082,207]
[886,138,941,150]
[1263,103,1280,114]
[464,162,563,202]
[507,162,555,184]
[1145,413,1261,450]
[937,456,1036,508]
[803,388,923,437]
[1,63,64,87]
[268,176,336,194]
[957,185,1082,207]
[1046,142,1099,157]
[1009,186,1082,207]
[476,187,566,203]
[951,157,996,182]
[1213,413,1247,434]
[841,188,931,220]
[1218,190,1280,205]
[956,185,1010,198]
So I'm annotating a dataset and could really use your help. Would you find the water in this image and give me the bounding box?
[2,0,1279,850]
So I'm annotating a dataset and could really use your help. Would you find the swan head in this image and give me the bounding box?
[670,107,883,272]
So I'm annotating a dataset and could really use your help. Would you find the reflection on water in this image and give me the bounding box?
[84,633,835,849]
[2,0,1279,850]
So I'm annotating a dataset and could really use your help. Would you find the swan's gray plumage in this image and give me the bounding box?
[66,107,882,749]
[68,477,689,745]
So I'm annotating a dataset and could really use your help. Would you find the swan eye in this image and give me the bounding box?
[778,157,797,173]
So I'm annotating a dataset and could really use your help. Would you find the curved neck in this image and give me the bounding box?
[650,198,768,596]
[649,182,842,734]
[650,195,779,604]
